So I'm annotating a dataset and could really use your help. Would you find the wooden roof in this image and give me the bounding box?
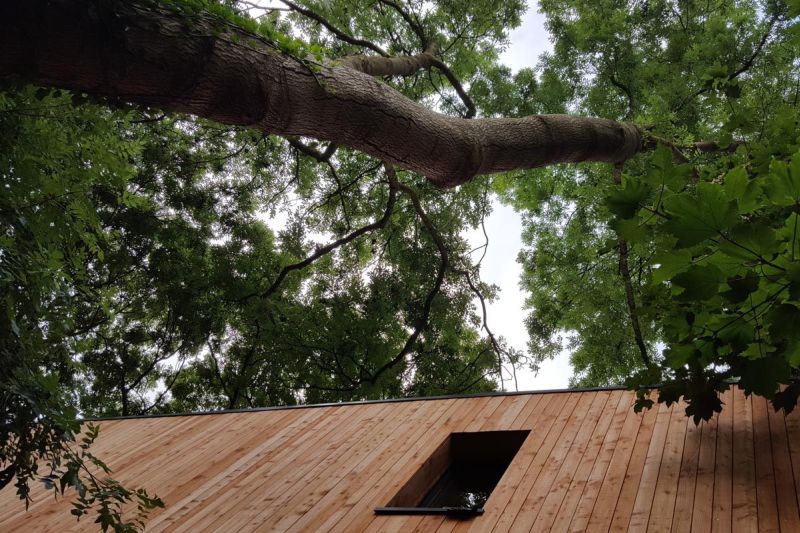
[1,386,799,531]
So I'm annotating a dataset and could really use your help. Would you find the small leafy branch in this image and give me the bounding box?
[43,423,164,533]
[606,126,800,421]
[2,370,163,532]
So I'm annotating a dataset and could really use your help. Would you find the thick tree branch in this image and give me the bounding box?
[613,165,650,366]
[141,356,188,414]
[239,166,398,301]
[238,1,290,14]
[341,47,477,118]
[0,1,643,187]
[339,49,439,76]
[366,174,448,384]
[287,136,337,162]
[618,238,650,366]
[207,339,233,402]
[280,0,388,56]
[608,72,635,119]
[227,324,261,409]
[428,56,477,119]
[643,135,744,163]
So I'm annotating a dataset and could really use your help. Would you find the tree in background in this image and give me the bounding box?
[498,0,800,420]
[0,0,798,529]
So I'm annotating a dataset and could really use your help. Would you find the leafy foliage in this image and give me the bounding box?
[500,0,800,419]
[2,0,800,530]
[1,0,524,527]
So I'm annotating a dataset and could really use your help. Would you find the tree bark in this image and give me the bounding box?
[0,0,643,187]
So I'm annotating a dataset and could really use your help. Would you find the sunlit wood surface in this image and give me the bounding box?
[1,386,798,531]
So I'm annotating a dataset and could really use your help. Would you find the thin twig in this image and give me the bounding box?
[280,0,388,56]
[457,268,508,391]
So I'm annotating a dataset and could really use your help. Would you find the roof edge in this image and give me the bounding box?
[84,385,634,422]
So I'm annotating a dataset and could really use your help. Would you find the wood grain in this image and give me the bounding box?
[1,387,798,532]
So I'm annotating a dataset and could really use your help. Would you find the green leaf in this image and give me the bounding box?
[786,261,800,300]
[768,303,800,342]
[764,153,800,206]
[718,223,777,260]
[652,250,693,283]
[662,183,738,247]
[717,319,755,352]
[663,344,695,369]
[644,144,691,190]
[724,166,760,213]
[737,356,790,398]
[721,271,759,303]
[672,263,724,301]
[611,217,647,243]
[606,177,651,219]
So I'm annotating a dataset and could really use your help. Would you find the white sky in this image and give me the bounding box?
[468,2,574,391]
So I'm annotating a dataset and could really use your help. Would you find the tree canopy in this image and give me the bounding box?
[0,0,799,530]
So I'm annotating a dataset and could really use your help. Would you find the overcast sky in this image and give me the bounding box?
[468,2,574,391]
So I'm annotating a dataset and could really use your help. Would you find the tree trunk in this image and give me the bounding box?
[0,0,643,187]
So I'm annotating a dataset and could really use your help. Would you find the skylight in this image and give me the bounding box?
[375,430,530,517]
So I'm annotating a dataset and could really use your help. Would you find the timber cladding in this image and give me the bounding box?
[0,387,798,531]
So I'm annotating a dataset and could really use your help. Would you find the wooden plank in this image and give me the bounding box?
[504,391,609,531]
[647,400,689,532]
[321,396,495,533]
[785,399,800,521]
[256,401,425,532]
[286,399,454,532]
[711,389,733,532]
[767,398,800,531]
[448,393,563,533]
[93,412,298,532]
[4,412,295,532]
[568,390,635,532]
[409,395,540,533]
[364,515,409,533]
[413,396,542,533]
[487,392,583,533]
[479,393,531,431]
[689,410,718,532]
[123,411,294,505]
[627,401,672,531]
[508,391,546,429]
[731,389,758,532]
[587,391,646,531]
[608,396,659,532]
[0,416,171,527]
[752,395,779,532]
[238,402,403,532]
[348,397,499,533]
[548,390,623,533]
[148,406,333,531]
[338,398,478,533]
[173,404,361,532]
[527,390,613,532]
[12,388,795,533]
[669,414,702,533]
[334,399,490,531]
[141,410,304,529]
[332,405,462,531]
